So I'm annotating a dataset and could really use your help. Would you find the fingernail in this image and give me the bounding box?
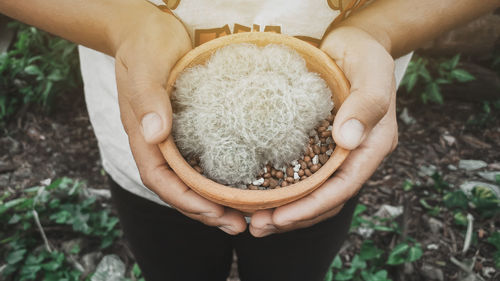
[256,224,278,237]
[141,112,163,140]
[340,119,364,148]
[219,225,238,235]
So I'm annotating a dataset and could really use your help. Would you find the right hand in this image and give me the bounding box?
[113,8,247,235]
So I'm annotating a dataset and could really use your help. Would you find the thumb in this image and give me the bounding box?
[115,58,174,144]
[329,44,395,150]
[321,27,396,150]
[332,82,394,150]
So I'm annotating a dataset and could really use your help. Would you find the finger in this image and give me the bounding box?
[322,27,395,150]
[180,208,248,235]
[249,206,343,237]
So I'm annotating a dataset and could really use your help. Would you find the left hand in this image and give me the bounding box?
[249,26,399,237]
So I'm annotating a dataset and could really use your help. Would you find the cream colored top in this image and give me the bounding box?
[79,0,412,205]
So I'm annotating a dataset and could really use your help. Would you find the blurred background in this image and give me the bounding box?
[0,9,499,281]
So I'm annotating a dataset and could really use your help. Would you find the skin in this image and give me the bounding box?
[1,0,499,237]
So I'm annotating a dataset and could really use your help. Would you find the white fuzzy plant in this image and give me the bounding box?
[172,43,333,185]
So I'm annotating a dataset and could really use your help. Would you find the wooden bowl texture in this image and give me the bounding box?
[158,32,350,213]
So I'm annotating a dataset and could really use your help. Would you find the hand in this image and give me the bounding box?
[113,9,247,235]
[249,26,398,237]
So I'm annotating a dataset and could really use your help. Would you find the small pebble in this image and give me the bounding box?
[327,125,333,131]
[298,169,304,177]
[188,159,198,166]
[276,171,284,179]
[319,154,328,165]
[281,181,288,187]
[286,177,294,183]
[263,173,271,178]
[271,169,277,177]
[312,155,319,165]
[291,160,298,166]
[325,149,333,156]
[248,185,259,190]
[320,146,327,153]
[269,178,278,188]
[311,164,320,173]
[293,164,301,172]
[305,169,312,176]
[313,145,320,155]
[327,114,334,122]
[301,176,307,180]
[303,155,311,162]
[286,167,294,177]
[293,172,300,180]
[321,131,330,138]
[321,120,329,127]
[318,126,326,133]
[262,179,270,187]
[252,178,265,186]
[307,161,313,168]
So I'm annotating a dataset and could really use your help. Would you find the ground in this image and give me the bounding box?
[1,69,499,280]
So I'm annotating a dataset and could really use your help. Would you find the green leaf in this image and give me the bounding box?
[443,191,468,210]
[351,255,366,270]
[454,211,468,226]
[449,54,461,69]
[387,243,409,265]
[493,251,500,269]
[403,72,418,92]
[361,269,391,281]
[6,248,27,264]
[426,82,443,104]
[407,244,423,262]
[488,232,500,250]
[24,65,43,76]
[324,270,333,281]
[334,269,355,281]
[47,69,64,81]
[359,240,384,261]
[451,69,475,82]
[402,180,413,192]
[332,255,343,269]
[0,197,27,215]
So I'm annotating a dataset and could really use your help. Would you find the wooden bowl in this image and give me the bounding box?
[158,32,350,213]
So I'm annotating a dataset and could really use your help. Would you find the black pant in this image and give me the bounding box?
[110,180,359,281]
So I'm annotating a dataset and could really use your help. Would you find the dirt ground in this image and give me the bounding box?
[1,63,499,280]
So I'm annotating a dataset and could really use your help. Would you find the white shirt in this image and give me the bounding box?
[79,0,412,205]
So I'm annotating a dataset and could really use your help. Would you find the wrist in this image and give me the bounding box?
[108,2,188,57]
[326,23,393,56]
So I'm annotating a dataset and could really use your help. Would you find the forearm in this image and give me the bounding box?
[336,0,500,57]
[0,0,162,56]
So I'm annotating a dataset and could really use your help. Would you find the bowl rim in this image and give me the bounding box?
[158,32,351,212]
